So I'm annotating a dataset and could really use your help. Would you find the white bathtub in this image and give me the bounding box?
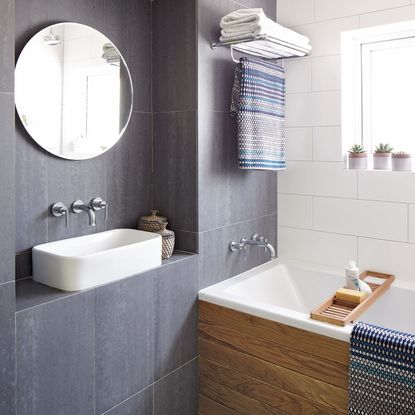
[198,260,415,342]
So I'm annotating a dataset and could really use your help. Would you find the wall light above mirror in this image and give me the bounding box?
[342,20,415,160]
[15,22,133,160]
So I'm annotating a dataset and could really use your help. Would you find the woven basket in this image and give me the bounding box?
[138,210,167,232]
[156,223,175,260]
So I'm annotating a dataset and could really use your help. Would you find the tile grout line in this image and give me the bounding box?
[101,384,154,415]
[198,212,278,235]
[153,356,197,385]
[278,191,414,205]
[279,224,415,245]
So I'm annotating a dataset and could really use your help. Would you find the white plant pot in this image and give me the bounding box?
[373,153,391,170]
[348,155,367,169]
[392,157,412,171]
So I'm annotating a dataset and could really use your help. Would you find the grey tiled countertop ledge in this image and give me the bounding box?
[15,250,197,313]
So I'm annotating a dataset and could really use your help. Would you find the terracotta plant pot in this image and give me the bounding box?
[373,153,392,170]
[348,152,367,169]
[392,155,412,171]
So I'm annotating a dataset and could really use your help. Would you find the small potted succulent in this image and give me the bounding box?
[348,144,367,169]
[392,151,412,171]
[373,143,393,170]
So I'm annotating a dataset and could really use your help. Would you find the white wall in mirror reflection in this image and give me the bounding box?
[15,22,132,160]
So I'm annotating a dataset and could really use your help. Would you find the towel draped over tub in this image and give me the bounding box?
[231,57,286,171]
[349,322,415,414]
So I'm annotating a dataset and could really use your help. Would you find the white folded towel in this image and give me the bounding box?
[220,8,264,27]
[220,8,311,51]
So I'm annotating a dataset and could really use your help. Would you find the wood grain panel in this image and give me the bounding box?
[200,376,287,415]
[199,301,349,365]
[200,358,344,415]
[199,321,348,389]
[199,336,348,413]
[198,395,241,415]
[198,301,350,415]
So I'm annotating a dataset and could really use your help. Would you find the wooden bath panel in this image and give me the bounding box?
[198,301,350,415]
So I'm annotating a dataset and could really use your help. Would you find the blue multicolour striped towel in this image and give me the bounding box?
[349,322,415,414]
[231,57,286,171]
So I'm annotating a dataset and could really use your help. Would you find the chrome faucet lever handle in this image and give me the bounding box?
[91,197,108,222]
[51,202,69,228]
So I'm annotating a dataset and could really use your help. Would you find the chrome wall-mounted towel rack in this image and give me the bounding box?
[211,34,310,63]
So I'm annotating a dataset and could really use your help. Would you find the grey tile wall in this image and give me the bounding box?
[154,256,198,380]
[154,359,198,415]
[0,94,15,282]
[104,386,153,415]
[0,282,15,415]
[105,113,152,230]
[15,254,198,415]
[199,213,278,289]
[14,0,153,255]
[153,111,198,234]
[16,291,95,415]
[0,1,15,414]
[0,0,14,92]
[197,0,279,292]
[95,271,154,414]
[152,0,197,113]
[152,0,198,253]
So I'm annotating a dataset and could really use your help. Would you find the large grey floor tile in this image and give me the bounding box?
[154,256,198,380]
[0,282,15,415]
[16,292,95,415]
[153,111,197,233]
[154,359,198,415]
[103,386,153,415]
[95,271,154,414]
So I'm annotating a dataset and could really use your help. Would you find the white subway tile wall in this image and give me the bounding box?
[313,126,342,161]
[278,194,313,228]
[285,127,313,161]
[278,0,415,282]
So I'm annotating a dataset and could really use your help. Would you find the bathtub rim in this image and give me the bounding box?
[198,259,415,343]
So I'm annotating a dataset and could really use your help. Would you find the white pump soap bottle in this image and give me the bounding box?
[345,260,360,290]
[345,260,372,296]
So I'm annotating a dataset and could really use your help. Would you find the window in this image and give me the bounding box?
[342,20,415,160]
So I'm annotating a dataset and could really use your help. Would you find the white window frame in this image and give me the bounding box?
[341,19,415,158]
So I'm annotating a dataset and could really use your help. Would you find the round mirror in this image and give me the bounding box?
[15,23,133,160]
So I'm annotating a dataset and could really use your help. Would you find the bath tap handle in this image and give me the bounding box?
[51,202,69,228]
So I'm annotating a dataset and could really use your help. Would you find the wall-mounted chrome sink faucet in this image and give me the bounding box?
[51,197,108,227]
[72,200,97,226]
[230,233,276,259]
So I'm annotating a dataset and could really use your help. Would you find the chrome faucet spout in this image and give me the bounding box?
[72,200,96,226]
[245,233,276,259]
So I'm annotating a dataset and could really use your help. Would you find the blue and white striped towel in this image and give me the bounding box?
[349,322,415,414]
[231,57,286,171]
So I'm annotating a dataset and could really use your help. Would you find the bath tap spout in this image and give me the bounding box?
[246,233,276,259]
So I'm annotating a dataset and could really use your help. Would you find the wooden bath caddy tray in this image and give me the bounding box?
[310,271,395,327]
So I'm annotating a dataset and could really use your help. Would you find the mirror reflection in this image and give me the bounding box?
[15,23,133,160]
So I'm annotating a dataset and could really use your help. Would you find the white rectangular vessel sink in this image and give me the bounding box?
[32,229,162,291]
